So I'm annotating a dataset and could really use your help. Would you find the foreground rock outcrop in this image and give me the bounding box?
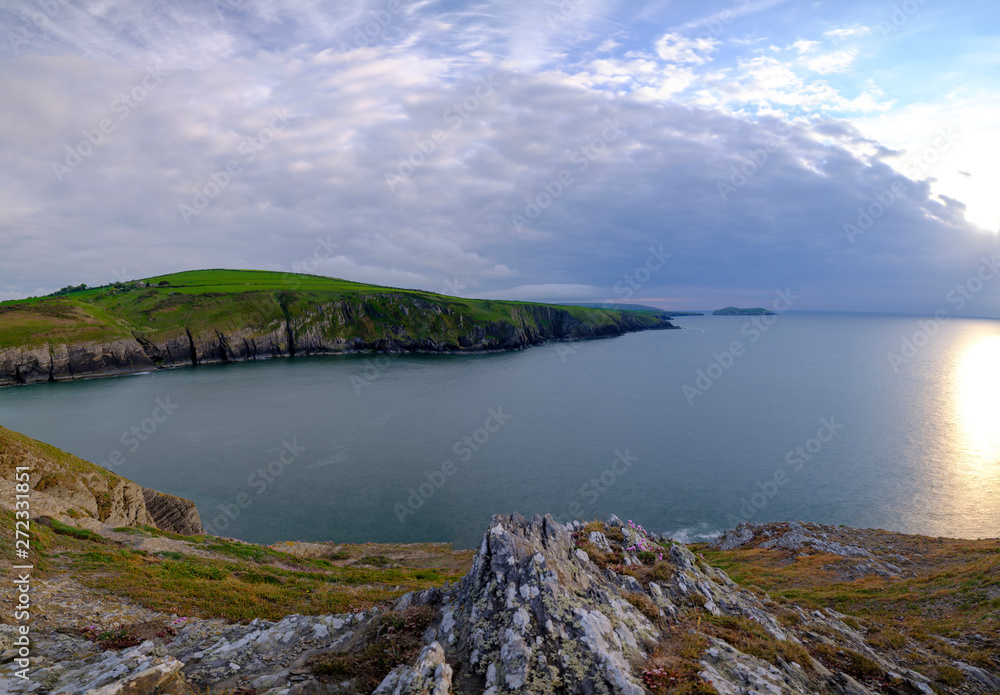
[5,514,997,694]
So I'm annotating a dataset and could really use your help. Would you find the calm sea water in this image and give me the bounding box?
[1,312,998,548]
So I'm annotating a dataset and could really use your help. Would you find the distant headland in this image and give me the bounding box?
[712,306,778,316]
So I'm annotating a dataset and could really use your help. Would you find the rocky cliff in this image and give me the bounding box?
[0,425,202,535]
[0,290,675,387]
[6,514,997,694]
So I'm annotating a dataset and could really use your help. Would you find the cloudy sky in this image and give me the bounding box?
[1,0,998,316]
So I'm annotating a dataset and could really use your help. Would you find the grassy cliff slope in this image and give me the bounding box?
[0,269,675,386]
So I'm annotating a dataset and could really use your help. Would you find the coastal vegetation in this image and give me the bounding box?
[0,269,675,386]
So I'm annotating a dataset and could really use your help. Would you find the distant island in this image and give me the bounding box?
[0,269,678,387]
[712,306,777,316]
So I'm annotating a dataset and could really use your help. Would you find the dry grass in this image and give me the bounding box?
[694,527,1000,674]
[641,633,718,694]
[0,509,471,624]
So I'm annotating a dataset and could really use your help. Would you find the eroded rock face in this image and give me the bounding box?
[0,425,203,536]
[142,489,204,536]
[438,514,655,695]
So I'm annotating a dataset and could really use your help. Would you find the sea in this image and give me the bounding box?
[1,311,997,549]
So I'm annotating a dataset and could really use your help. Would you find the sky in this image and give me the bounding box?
[1,0,999,316]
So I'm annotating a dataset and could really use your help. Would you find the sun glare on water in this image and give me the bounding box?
[952,334,1000,466]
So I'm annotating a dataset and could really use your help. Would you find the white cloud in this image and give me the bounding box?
[654,33,719,65]
[824,25,872,39]
[805,49,858,74]
[790,39,820,54]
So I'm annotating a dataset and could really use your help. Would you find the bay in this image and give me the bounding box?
[1,311,998,548]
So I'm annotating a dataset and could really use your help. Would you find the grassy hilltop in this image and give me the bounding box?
[0,269,652,350]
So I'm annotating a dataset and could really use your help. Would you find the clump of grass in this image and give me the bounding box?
[776,609,801,627]
[155,550,184,560]
[702,615,812,667]
[866,626,906,650]
[621,559,677,587]
[310,607,434,691]
[49,518,107,544]
[204,539,284,563]
[80,625,142,651]
[233,570,285,585]
[79,619,181,651]
[358,555,394,567]
[840,616,861,630]
[936,664,965,686]
[624,592,661,622]
[812,644,881,681]
[641,634,717,694]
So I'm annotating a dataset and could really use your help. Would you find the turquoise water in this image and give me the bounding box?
[2,312,998,548]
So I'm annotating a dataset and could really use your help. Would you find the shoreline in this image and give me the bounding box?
[0,323,679,389]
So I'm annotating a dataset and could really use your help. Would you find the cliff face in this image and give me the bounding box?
[0,293,675,386]
[0,425,202,535]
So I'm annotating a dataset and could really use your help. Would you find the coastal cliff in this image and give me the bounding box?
[0,424,202,535]
[0,270,676,387]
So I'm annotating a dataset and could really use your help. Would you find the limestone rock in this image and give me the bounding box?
[373,642,453,695]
